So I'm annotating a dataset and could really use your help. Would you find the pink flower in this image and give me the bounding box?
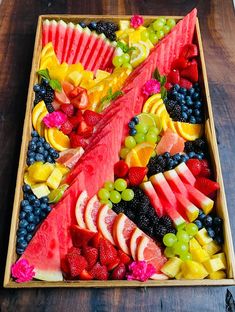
[11,259,35,283]
[142,79,161,97]
[127,261,156,282]
[43,111,67,128]
[130,15,144,29]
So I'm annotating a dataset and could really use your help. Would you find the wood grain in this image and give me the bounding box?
[0,0,235,311]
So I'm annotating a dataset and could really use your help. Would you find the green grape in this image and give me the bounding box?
[158,17,166,24]
[122,63,133,70]
[110,190,121,204]
[145,132,158,143]
[153,19,164,31]
[176,230,190,243]
[112,55,123,67]
[121,188,134,201]
[163,233,177,247]
[147,26,155,35]
[156,30,165,39]
[98,188,110,200]
[185,223,198,236]
[135,123,149,134]
[174,241,188,256]
[114,178,127,192]
[167,18,176,29]
[141,30,149,40]
[119,147,130,159]
[148,127,160,136]
[164,247,175,258]
[180,252,192,261]
[104,181,114,191]
[149,33,159,45]
[121,53,130,64]
[125,136,136,149]
[134,133,145,144]
[163,25,170,34]
[100,199,113,208]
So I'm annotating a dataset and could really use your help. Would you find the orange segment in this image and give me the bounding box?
[36,110,48,137]
[32,101,47,129]
[47,127,70,151]
[174,122,204,141]
[125,142,155,167]
[142,94,162,113]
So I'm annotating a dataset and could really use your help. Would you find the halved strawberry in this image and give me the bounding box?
[62,81,74,97]
[107,258,120,271]
[180,61,198,82]
[71,90,89,110]
[167,70,180,85]
[66,253,88,278]
[70,132,88,149]
[171,57,188,70]
[89,262,108,280]
[111,263,126,280]
[117,250,131,265]
[90,232,103,249]
[199,159,211,178]
[55,89,70,105]
[60,104,75,117]
[194,177,220,196]
[128,167,148,186]
[70,225,96,248]
[77,120,93,138]
[99,238,118,266]
[180,44,198,59]
[83,110,102,127]
[179,78,193,89]
[114,160,129,178]
[79,269,93,280]
[83,246,98,269]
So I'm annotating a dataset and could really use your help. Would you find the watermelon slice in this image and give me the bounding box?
[78,32,98,66]
[72,27,91,64]
[85,34,106,70]
[54,20,67,63]
[57,147,84,169]
[175,162,196,185]
[42,19,50,47]
[48,20,58,47]
[164,168,188,197]
[61,22,75,63]
[66,24,84,64]
[141,181,164,217]
[150,173,177,206]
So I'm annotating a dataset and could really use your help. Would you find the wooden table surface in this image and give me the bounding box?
[0,0,235,311]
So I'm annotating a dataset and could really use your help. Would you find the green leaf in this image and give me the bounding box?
[37,68,50,80]
[112,90,123,101]
[160,75,166,87]
[153,68,161,81]
[49,79,62,92]
[100,89,123,106]
[160,86,167,100]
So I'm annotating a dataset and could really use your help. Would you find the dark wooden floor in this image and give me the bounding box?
[0,0,235,311]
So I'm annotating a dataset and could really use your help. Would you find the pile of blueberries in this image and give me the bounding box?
[194,210,224,245]
[27,131,59,166]
[33,78,54,113]
[165,83,204,124]
[16,184,52,255]
[79,20,118,42]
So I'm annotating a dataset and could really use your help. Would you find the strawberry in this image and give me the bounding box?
[68,246,81,255]
[71,90,89,110]
[165,82,173,91]
[186,159,202,177]
[171,57,188,70]
[82,246,98,269]
[179,78,193,89]
[70,225,96,248]
[77,120,93,138]
[70,132,88,149]
[107,258,120,271]
[117,250,131,265]
[67,253,88,277]
[55,89,70,105]
[200,159,211,178]
[62,81,74,97]
[69,86,85,99]
[60,104,75,117]
[114,160,129,178]
[69,110,83,128]
[195,177,220,196]
[180,44,198,59]
[128,167,148,186]
[167,70,180,84]
[60,257,70,275]
[99,238,118,266]
[180,61,198,82]
[90,232,103,249]
[89,262,108,280]
[60,120,73,135]
[111,263,126,280]
[79,269,93,280]
[83,110,102,127]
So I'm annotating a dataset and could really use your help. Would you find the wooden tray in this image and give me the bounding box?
[4,14,235,288]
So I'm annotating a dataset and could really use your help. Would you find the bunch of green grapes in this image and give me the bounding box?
[163,223,198,261]
[112,53,132,69]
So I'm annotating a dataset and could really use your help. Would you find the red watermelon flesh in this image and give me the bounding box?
[72,27,91,64]
[61,22,75,63]
[42,19,50,47]
[66,25,84,64]
[92,41,114,73]
[85,35,106,70]
[100,44,115,71]
[54,20,67,63]
[48,20,58,47]
[80,33,99,67]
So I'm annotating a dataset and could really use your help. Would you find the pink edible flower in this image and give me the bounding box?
[127,261,156,282]
[11,259,35,283]
[142,79,161,97]
[130,15,144,29]
[43,111,67,128]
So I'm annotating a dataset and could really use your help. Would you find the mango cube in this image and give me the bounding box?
[55,163,70,176]
[129,30,142,46]
[191,248,210,263]
[28,162,54,182]
[189,238,201,250]
[209,271,226,280]
[95,70,110,83]
[203,258,225,273]
[175,271,184,280]
[24,172,34,187]
[160,257,183,278]
[31,183,50,198]
[47,168,63,190]
[202,241,221,257]
[212,252,227,267]
[67,63,84,74]
[119,20,130,31]
[49,63,69,81]
[67,71,83,86]
[195,228,213,246]
[181,260,208,279]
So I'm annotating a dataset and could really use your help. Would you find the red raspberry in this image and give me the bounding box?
[60,120,73,135]
[60,104,75,117]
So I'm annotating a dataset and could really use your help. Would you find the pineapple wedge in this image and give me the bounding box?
[211,252,227,267]
[28,162,54,182]
[195,228,213,246]
[203,258,226,273]
[209,270,226,280]
[181,260,208,279]
[161,257,183,278]
[47,168,63,190]
[202,240,221,257]
[31,183,50,198]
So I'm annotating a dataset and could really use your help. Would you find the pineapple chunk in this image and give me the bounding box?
[119,20,130,30]
[209,270,226,280]
[95,70,111,83]
[211,252,227,267]
[55,163,70,176]
[47,168,63,190]
[191,248,210,263]
[160,257,183,278]
[195,228,213,246]
[203,258,225,273]
[175,271,184,280]
[24,172,34,187]
[67,71,83,86]
[189,238,201,250]
[67,63,84,74]
[49,62,69,81]
[129,30,142,46]
[31,183,50,198]
[28,162,54,182]
[202,241,221,257]
[181,260,208,279]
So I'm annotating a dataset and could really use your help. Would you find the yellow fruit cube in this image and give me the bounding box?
[211,252,227,267]
[55,163,70,176]
[41,42,55,58]
[95,70,111,83]
[181,260,208,279]
[203,258,226,273]
[161,257,183,278]
[82,70,94,81]
[115,30,125,38]
[189,238,201,251]
[31,183,50,198]
[119,20,130,30]
[191,248,210,263]
[195,228,213,246]
[49,63,69,81]
[67,63,84,74]
[28,162,54,182]
[47,168,63,190]
[67,71,83,86]
[129,30,142,46]
[23,172,34,187]
[175,271,183,280]
[40,55,59,70]
[209,270,226,280]
[202,241,221,257]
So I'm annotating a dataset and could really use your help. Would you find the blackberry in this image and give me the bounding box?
[154,225,168,239]
[147,226,155,238]
[160,216,172,228]
[138,214,149,228]
[44,86,54,102]
[96,21,108,34]
[106,22,118,32]
[128,196,140,210]
[125,208,135,221]
[46,103,55,113]
[166,227,177,235]
[184,141,194,153]
[194,138,207,152]
[34,93,42,105]
[108,33,116,42]
[131,186,144,199]
[147,206,156,219]
[147,157,163,177]
[165,99,176,113]
[156,156,167,169]
[112,201,127,214]
[170,104,182,120]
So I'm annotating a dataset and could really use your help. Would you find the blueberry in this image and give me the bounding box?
[215,236,224,245]
[28,142,36,151]
[19,211,27,220]
[17,236,25,244]
[31,137,38,143]
[31,130,38,137]
[19,219,29,228]
[40,87,46,96]
[172,160,178,167]
[18,240,28,249]
[175,94,182,101]
[196,154,203,160]
[42,78,49,86]
[33,199,40,208]
[40,196,49,204]
[192,92,199,101]
[44,142,51,150]
[180,155,187,162]
[194,219,203,230]
[214,225,222,235]
[173,153,181,161]
[26,234,33,242]
[182,112,188,120]
[132,116,139,124]
[26,212,35,223]
[167,158,174,167]
[46,205,52,213]
[22,205,33,213]
[198,210,206,221]
[23,194,29,201]
[23,184,31,193]
[184,154,189,161]
[163,152,171,159]
[204,215,213,227]
[27,151,35,159]
[17,228,27,236]
[187,109,193,115]
[27,223,36,232]
[34,208,41,216]
[213,217,222,227]
[37,146,44,154]
[194,101,202,109]
[196,117,203,123]
[189,116,196,124]
[181,105,188,112]
[188,88,195,95]
[43,150,49,158]
[79,21,86,28]
[129,128,137,136]
[26,157,35,166]
[193,109,200,116]
[88,21,97,30]
[28,194,36,203]
[36,141,43,147]
[39,137,45,144]
[16,248,25,255]
[48,147,55,155]
[188,151,196,158]
[21,200,29,208]
[35,153,44,162]
[33,84,40,92]
[128,121,135,129]
[34,216,40,224]
[47,156,53,163]
[207,228,216,238]
[41,203,48,210]
[179,87,187,94]
[41,212,47,219]
[174,84,180,91]
[186,99,193,107]
[51,151,59,159]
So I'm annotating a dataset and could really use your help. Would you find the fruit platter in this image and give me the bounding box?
[4,9,235,287]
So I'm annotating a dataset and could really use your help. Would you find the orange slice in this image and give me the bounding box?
[47,127,70,151]
[97,204,117,245]
[174,122,204,141]
[167,118,177,132]
[161,110,171,132]
[36,110,48,137]
[125,142,155,167]
[32,101,47,129]
[142,94,161,113]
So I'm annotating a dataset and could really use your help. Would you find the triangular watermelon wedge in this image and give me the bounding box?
[54,20,67,63]
[61,22,75,63]
[42,19,50,47]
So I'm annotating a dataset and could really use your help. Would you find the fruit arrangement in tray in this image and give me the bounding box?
[10,9,228,284]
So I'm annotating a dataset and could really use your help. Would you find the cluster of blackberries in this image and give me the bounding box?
[184,138,208,155]
[33,79,54,113]
[16,184,52,255]
[112,187,176,243]
[79,20,118,41]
